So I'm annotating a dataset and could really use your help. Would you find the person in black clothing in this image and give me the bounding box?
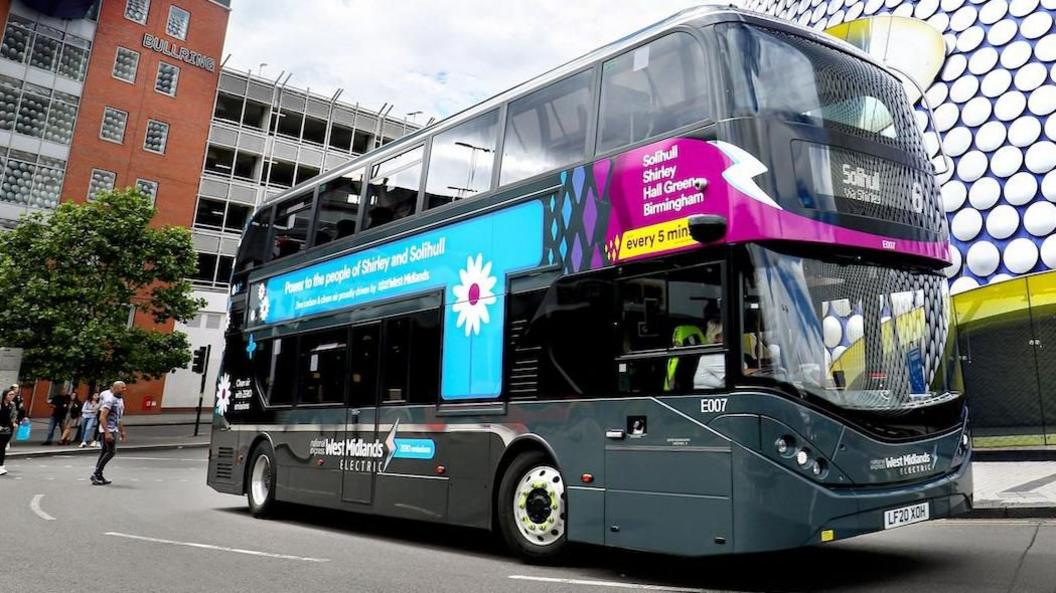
[61,393,82,445]
[43,392,69,445]
[5,385,24,454]
[0,389,17,475]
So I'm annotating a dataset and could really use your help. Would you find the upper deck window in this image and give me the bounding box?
[234,208,272,274]
[364,146,423,230]
[271,193,313,259]
[314,169,364,246]
[424,110,499,209]
[500,69,593,186]
[716,24,911,142]
[598,32,710,153]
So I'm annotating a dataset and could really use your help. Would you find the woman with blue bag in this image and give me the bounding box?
[0,388,17,475]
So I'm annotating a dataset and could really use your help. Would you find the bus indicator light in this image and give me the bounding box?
[436,465,446,475]
[581,473,594,484]
[821,529,835,542]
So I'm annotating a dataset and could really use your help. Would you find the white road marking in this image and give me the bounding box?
[508,575,725,592]
[30,494,55,521]
[103,532,330,563]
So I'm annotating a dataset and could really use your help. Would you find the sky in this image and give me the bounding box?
[222,1,714,125]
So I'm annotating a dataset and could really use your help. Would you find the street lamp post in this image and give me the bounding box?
[453,141,493,197]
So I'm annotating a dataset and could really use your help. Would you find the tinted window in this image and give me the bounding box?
[382,316,410,403]
[349,324,379,407]
[251,339,273,399]
[314,169,363,246]
[267,337,297,405]
[598,33,710,153]
[617,264,725,394]
[619,264,723,352]
[364,146,423,229]
[380,309,441,404]
[408,310,441,404]
[500,69,593,186]
[235,208,271,273]
[271,193,313,259]
[424,111,499,209]
[299,329,348,404]
[717,24,909,141]
[506,276,617,398]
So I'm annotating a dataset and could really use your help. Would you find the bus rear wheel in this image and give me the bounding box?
[497,451,568,562]
[247,442,279,517]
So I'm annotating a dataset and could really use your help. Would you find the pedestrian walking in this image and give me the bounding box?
[61,393,82,445]
[5,386,23,454]
[0,389,18,475]
[80,392,100,448]
[43,392,70,445]
[91,381,127,486]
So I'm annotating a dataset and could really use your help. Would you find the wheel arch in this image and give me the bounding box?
[241,432,276,495]
[490,434,560,531]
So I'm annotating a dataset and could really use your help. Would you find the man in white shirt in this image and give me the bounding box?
[91,381,127,486]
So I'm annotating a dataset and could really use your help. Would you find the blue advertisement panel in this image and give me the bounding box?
[248,201,544,400]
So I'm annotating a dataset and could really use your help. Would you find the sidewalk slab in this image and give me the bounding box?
[962,460,1056,519]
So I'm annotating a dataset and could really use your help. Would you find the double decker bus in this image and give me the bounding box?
[207,6,971,561]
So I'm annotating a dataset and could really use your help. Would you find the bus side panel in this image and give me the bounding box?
[444,431,501,529]
[566,488,606,545]
[605,492,731,556]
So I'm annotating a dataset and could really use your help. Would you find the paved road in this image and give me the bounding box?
[3,449,1055,593]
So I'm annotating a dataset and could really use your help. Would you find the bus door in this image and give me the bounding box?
[341,322,380,504]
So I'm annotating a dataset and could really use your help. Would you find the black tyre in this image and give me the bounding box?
[497,450,568,562]
[246,441,279,517]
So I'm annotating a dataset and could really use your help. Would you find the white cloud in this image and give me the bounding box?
[223,0,709,122]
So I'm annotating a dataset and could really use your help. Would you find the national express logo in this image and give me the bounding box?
[308,420,436,472]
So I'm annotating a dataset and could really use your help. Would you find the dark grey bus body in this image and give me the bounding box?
[209,392,970,556]
[208,6,972,558]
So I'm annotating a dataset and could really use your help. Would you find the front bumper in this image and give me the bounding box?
[730,446,973,554]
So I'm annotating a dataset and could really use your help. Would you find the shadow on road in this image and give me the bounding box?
[216,503,951,592]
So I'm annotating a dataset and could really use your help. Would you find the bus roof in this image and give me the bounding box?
[257,4,890,211]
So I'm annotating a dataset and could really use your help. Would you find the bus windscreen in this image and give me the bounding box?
[744,245,961,414]
[717,23,912,142]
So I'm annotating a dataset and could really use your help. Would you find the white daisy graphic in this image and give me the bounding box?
[215,373,232,416]
[259,294,270,322]
[452,254,497,336]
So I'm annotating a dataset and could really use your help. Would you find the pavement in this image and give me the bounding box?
[5,411,210,458]
[6,412,1056,518]
[3,448,1056,593]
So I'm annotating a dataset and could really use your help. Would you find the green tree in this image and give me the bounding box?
[0,188,204,389]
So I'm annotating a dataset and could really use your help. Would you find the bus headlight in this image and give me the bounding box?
[775,436,794,457]
[796,449,811,467]
[812,459,828,478]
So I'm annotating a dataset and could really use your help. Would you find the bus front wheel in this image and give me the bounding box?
[497,451,568,562]
[247,442,278,517]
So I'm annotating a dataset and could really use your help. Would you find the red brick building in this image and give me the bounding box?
[0,0,230,416]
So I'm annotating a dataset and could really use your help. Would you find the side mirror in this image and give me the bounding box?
[687,214,727,244]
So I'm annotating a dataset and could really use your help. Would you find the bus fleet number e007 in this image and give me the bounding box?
[700,398,729,413]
